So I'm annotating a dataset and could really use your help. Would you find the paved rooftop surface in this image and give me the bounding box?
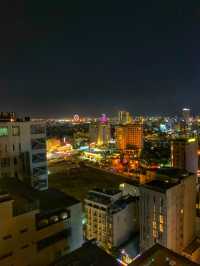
[130,244,199,266]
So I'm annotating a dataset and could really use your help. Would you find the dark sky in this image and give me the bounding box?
[0,1,199,117]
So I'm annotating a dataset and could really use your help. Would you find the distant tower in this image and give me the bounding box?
[118,111,132,125]
[97,114,111,146]
[182,108,190,124]
[89,114,111,146]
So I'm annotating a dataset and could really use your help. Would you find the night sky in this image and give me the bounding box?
[0,1,199,117]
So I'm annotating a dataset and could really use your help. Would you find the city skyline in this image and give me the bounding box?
[0,1,199,117]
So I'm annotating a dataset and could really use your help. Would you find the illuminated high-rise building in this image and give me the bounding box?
[89,114,111,146]
[115,127,127,150]
[97,123,111,146]
[0,112,48,190]
[171,138,198,174]
[182,108,191,124]
[118,111,132,125]
[116,123,143,150]
[89,123,99,144]
[140,168,196,255]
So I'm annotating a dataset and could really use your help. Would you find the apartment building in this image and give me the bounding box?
[85,188,139,249]
[0,112,48,190]
[171,138,198,174]
[0,178,83,266]
[140,168,196,255]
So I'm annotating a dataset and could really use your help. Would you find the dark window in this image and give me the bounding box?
[21,244,29,249]
[12,126,20,136]
[31,125,45,135]
[32,153,46,164]
[0,252,13,261]
[20,228,28,234]
[1,158,10,168]
[31,138,46,150]
[3,235,12,240]
[33,166,47,177]
[37,229,71,251]
[13,144,15,151]
[32,178,47,190]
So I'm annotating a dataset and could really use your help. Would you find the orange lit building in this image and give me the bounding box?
[116,123,143,151]
[47,138,61,152]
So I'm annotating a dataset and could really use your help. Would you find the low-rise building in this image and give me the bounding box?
[0,178,83,266]
[85,188,139,249]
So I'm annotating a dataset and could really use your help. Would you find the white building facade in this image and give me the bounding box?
[0,112,48,190]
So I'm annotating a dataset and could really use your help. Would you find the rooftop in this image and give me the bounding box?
[171,138,197,143]
[143,179,179,193]
[130,244,199,266]
[0,178,80,216]
[156,168,191,179]
[85,191,112,205]
[183,238,200,256]
[92,188,121,196]
[0,111,30,122]
[85,188,122,206]
[86,188,136,211]
[52,241,118,266]
[110,195,139,214]
[142,168,193,193]
[123,179,140,187]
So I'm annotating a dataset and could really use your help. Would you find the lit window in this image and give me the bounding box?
[12,126,20,136]
[0,127,8,137]
[160,224,164,232]
[153,229,157,238]
[159,215,164,224]
[152,221,157,229]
